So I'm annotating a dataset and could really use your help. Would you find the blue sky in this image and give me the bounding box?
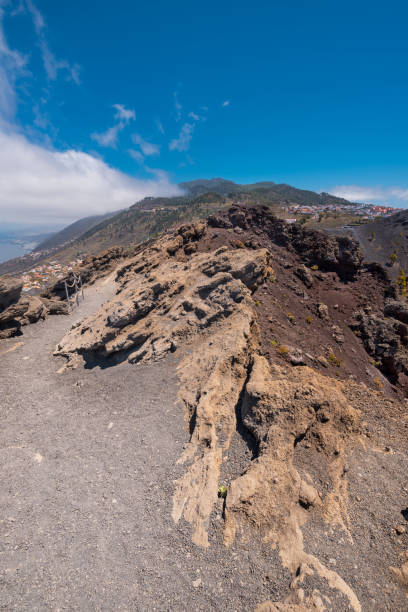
[1,0,408,228]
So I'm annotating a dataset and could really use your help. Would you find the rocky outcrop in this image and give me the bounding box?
[0,294,69,339]
[384,298,408,324]
[209,205,363,278]
[0,275,23,311]
[350,306,408,380]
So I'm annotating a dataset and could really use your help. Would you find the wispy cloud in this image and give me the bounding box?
[188,111,199,121]
[91,103,135,148]
[0,5,28,118]
[173,91,182,122]
[222,100,230,107]
[169,122,195,152]
[91,124,122,148]
[113,103,135,123]
[131,133,160,156]
[155,118,165,134]
[25,0,80,84]
[128,149,144,163]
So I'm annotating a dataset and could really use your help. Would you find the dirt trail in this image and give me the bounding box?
[0,276,285,611]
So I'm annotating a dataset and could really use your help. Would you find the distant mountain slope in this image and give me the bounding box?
[353,209,408,278]
[37,212,117,251]
[179,178,239,196]
[181,177,356,207]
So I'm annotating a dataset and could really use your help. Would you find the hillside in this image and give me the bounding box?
[2,205,408,609]
[37,212,116,251]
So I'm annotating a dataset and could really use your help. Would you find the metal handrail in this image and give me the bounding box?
[63,272,84,312]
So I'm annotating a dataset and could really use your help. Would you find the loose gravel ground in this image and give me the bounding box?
[0,278,285,611]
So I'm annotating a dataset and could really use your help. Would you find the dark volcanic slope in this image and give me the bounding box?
[200,206,408,395]
[353,209,408,279]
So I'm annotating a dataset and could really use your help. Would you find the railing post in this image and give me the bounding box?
[75,275,79,306]
[64,280,71,313]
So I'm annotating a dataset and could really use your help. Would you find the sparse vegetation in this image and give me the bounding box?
[390,252,398,264]
[373,377,383,390]
[278,345,289,355]
[306,314,313,324]
[328,352,342,367]
[235,240,244,248]
[397,268,407,298]
[287,313,295,324]
[311,264,319,271]
[270,339,278,347]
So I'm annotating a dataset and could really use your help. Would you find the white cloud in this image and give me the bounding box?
[0,127,182,225]
[169,122,195,152]
[330,184,408,204]
[390,188,408,201]
[113,103,135,123]
[222,100,230,107]
[131,133,160,156]
[330,185,386,202]
[188,111,199,121]
[24,0,80,84]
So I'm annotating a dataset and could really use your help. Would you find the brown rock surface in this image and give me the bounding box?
[0,275,23,311]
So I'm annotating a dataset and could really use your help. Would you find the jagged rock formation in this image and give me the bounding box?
[209,206,363,279]
[54,222,270,369]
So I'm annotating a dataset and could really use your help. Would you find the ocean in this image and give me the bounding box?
[0,240,28,264]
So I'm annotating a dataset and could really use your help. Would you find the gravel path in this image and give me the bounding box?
[0,278,283,611]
